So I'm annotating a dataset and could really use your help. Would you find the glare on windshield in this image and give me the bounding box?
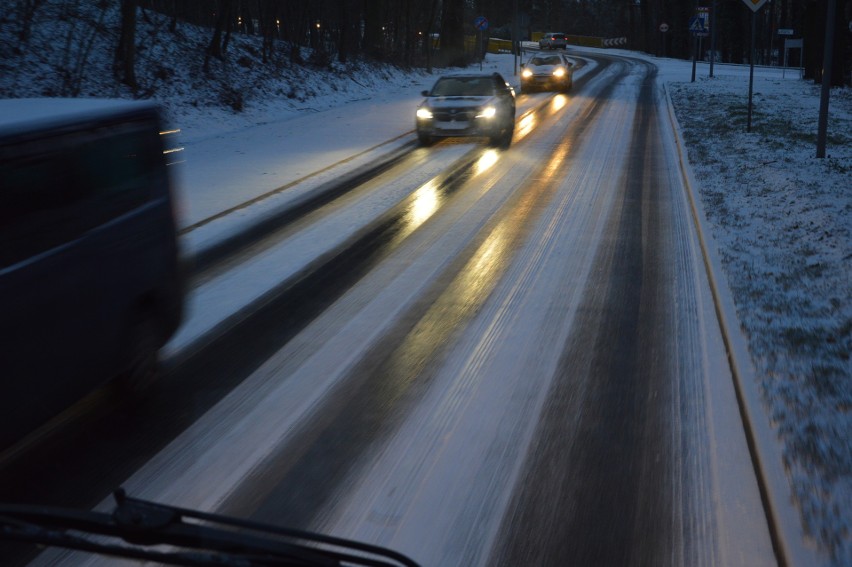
[431,77,494,97]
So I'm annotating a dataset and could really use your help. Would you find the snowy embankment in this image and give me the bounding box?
[666,73,851,565]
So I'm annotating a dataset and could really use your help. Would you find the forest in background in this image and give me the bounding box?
[3,0,849,101]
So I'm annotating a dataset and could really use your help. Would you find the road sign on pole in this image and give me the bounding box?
[474,16,488,70]
[742,0,768,13]
[690,7,710,34]
[688,16,701,32]
[698,6,709,33]
[690,7,709,82]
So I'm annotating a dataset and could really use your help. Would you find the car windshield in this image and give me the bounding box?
[530,56,562,66]
[431,77,495,97]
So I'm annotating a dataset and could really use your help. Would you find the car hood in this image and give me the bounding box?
[527,64,563,74]
[422,96,494,109]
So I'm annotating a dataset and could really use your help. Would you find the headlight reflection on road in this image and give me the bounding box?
[409,181,440,227]
[543,137,571,179]
[399,150,499,244]
[460,223,510,296]
[515,112,536,141]
[550,94,568,112]
[473,149,499,175]
[397,180,442,243]
[512,93,572,145]
[386,221,512,388]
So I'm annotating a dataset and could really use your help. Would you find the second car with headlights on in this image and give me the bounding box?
[415,73,516,148]
[520,54,574,93]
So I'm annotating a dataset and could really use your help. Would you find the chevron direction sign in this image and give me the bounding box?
[603,37,628,47]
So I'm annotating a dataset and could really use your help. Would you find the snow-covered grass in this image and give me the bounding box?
[667,76,851,564]
[1,2,850,564]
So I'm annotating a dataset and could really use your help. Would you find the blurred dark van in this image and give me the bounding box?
[0,99,183,450]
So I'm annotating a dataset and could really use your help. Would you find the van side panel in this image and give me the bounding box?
[0,107,182,450]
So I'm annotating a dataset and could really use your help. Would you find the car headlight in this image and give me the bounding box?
[553,67,566,78]
[521,68,533,78]
[476,106,497,119]
[416,107,433,119]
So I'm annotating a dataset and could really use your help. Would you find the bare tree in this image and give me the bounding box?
[58,1,108,96]
[279,0,308,64]
[440,0,465,66]
[115,0,138,89]
[362,0,385,58]
[258,0,279,63]
[16,0,47,43]
[204,0,232,72]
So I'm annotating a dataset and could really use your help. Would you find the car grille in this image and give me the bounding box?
[433,108,476,122]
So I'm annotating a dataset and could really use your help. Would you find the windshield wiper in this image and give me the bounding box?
[0,488,419,567]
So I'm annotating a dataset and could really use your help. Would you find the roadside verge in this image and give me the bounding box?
[663,84,821,567]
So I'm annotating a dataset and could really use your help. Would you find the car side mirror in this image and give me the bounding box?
[421,90,430,97]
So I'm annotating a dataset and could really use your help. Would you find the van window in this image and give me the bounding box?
[0,120,161,269]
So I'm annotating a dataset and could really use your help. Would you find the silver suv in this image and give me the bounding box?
[415,73,516,148]
[539,32,568,50]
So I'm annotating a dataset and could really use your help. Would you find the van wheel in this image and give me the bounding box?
[117,317,161,394]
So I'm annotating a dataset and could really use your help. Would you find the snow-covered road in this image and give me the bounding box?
[2,0,848,557]
[32,52,779,567]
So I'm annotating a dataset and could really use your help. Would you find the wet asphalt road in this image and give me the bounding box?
[2,53,774,567]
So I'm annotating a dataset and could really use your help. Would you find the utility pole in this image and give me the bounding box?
[742,0,769,132]
[710,0,717,77]
[816,0,836,158]
[513,0,519,76]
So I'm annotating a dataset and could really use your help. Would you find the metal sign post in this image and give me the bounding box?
[512,0,518,76]
[747,10,756,132]
[689,7,709,82]
[474,16,488,71]
[710,0,717,77]
[742,0,768,132]
[816,0,836,158]
[689,15,699,82]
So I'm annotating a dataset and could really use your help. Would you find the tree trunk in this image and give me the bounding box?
[363,0,385,58]
[204,0,231,72]
[337,0,357,63]
[115,0,138,89]
[424,0,439,72]
[18,0,46,44]
[439,0,465,66]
